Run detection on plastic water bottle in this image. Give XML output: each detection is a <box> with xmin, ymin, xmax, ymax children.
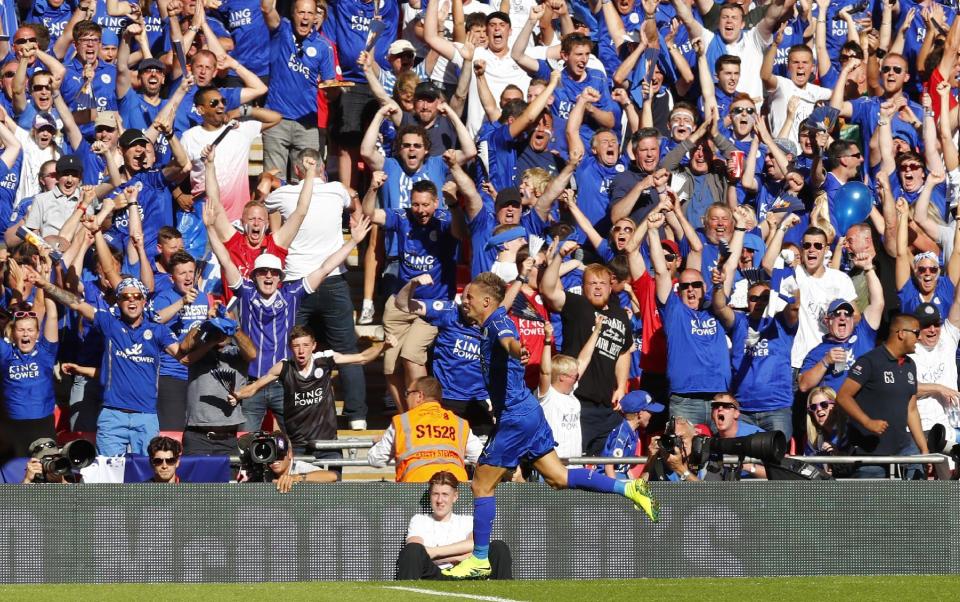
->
<box><xmin>17</xmin><ymin>226</ymin><xmax>62</xmax><ymax>263</ymax></box>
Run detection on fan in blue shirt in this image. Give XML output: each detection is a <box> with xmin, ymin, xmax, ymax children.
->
<box><xmin>0</xmin><ymin>291</ymin><xmax>59</xmax><ymax>428</ymax></box>
<box><xmin>322</xmin><ymin>0</ymin><xmax>399</xmax><ymax>83</ymax></box>
<box><xmin>397</xmin><ymin>280</ymin><xmax>489</xmax><ymax>406</ymax></box>
<box><xmin>263</xmin><ymin>7</ymin><xmax>338</xmax><ymax>121</ymax></box>
<box><xmin>215</xmin><ymin>0</ymin><xmax>272</xmax><ymax>77</ymax></box>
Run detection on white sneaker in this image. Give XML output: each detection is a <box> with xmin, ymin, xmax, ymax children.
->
<box><xmin>349</xmin><ymin>419</ymin><xmax>367</xmax><ymax>430</ymax></box>
<box><xmin>358</xmin><ymin>300</ymin><xmax>374</xmax><ymax>325</ymax></box>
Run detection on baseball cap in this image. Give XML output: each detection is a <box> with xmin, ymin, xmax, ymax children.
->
<box><xmin>486</xmin><ymin>11</ymin><xmax>511</xmax><ymax>24</ymax></box>
<box><xmin>137</xmin><ymin>58</ymin><xmax>164</xmax><ymax>72</ymax></box>
<box><xmin>619</xmin><ymin>390</ymin><xmax>665</xmax><ymax>414</ymax></box>
<box><xmin>743</xmin><ymin>233</ymin><xmax>765</xmax><ymax>253</ymax></box>
<box><xmin>101</xmin><ymin>29</ymin><xmax>119</xmax><ymax>47</ymax></box>
<box><xmin>914</xmin><ymin>302</ymin><xmax>942</xmax><ymax>328</ymax></box>
<box><xmin>252</xmin><ymin>253</ymin><xmax>284</xmax><ymax>277</ymax></box>
<box><xmin>774</xmin><ymin>137</ymin><xmax>799</xmax><ymax>156</ymax></box>
<box><xmin>827</xmin><ymin>298</ymin><xmax>854</xmax><ymax>316</ymax></box>
<box><xmin>94</xmin><ymin>110</ymin><xmax>118</xmax><ymax>129</ymax></box>
<box><xmin>711</xmin><ymin>396</ymin><xmax>740</xmax><ymax>409</ymax></box>
<box><xmin>494</xmin><ymin>187</ymin><xmax>522</xmax><ymax>210</ymax></box>
<box><xmin>660</xmin><ymin>239</ymin><xmax>680</xmax><ymax>255</ymax></box>
<box><xmin>33</xmin><ymin>112</ymin><xmax>57</xmax><ymax>131</ymax></box>
<box><xmin>414</xmin><ymin>81</ymin><xmax>443</xmax><ymax>100</ymax></box>
<box><xmin>28</xmin><ymin>437</ymin><xmax>59</xmax><ymax>459</ymax></box>
<box><xmin>55</xmin><ymin>154</ymin><xmax>83</xmax><ymax>175</ymax></box>
<box><xmin>388</xmin><ymin>39</ymin><xmax>416</xmax><ymax>55</ymax></box>
<box><xmin>119</xmin><ymin>128</ymin><xmax>149</xmax><ymax>149</ymax></box>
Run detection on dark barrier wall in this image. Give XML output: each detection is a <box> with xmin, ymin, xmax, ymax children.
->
<box><xmin>0</xmin><ymin>481</ymin><xmax>955</xmax><ymax>583</ymax></box>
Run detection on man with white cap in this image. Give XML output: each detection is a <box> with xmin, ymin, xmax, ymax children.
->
<box><xmin>204</xmin><ymin>169</ymin><xmax>373</xmax><ymax>431</ymax></box>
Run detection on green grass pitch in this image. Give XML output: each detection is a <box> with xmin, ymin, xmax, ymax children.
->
<box><xmin>3</xmin><ymin>576</ymin><xmax>960</xmax><ymax>602</ymax></box>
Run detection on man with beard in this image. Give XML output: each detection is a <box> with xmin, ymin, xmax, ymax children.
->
<box><xmin>392</xmin><ymin>82</ymin><xmax>458</xmax><ymax>158</ymax></box>
<box><xmin>181</xmin><ymin>86</ymin><xmax>281</xmax><ymax>221</ymax></box>
<box><xmin>363</xmin><ymin>179</ymin><xmax>463</xmax><ymax>410</ymax></box>
<box><xmin>261</xmin><ymin>0</ymin><xmax>339</xmax><ymax>181</ymax></box>
<box><xmin>116</xmin><ymin>32</ymin><xmax>175</xmax><ymax>163</ymax></box>
<box><xmin>837</xmin><ymin>314</ymin><xmax>928</xmax><ymax>478</ymax></box>
<box><xmin>608</xmin><ymin>127</ymin><xmax>668</xmax><ymax>224</ymax></box>
<box><xmin>648</xmin><ymin>210</ymin><xmax>732</xmax><ymax>427</ymax></box>
<box><xmin>541</xmin><ymin>238</ymin><xmax>634</xmax><ymax>455</ymax></box>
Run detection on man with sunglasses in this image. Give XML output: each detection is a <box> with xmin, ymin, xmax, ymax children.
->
<box><xmin>836</xmin><ymin>313</ymin><xmax>928</xmax><ymax>479</ymax></box>
<box><xmin>766</xmin><ymin>225</ymin><xmax>857</xmax><ymax>371</ymax></box>
<box><xmin>712</xmin><ymin>225</ymin><xmax>799</xmax><ymax>440</ymax></box>
<box><xmin>146</xmin><ymin>436</ymin><xmax>182</xmax><ymax>484</ymax></box>
<box><xmin>799</xmin><ymin>296</ymin><xmax>881</xmax><ymax>395</ymax></box>
<box><xmin>181</xmin><ymin>86</ymin><xmax>282</xmax><ymax>221</ymax></box>
<box><xmin>830</xmin><ymin>54</ymin><xmax>921</xmax><ymax>170</ymax></box>
<box><xmin>33</xmin><ymin>274</ymin><xmax>185</xmax><ymax>456</ymax></box>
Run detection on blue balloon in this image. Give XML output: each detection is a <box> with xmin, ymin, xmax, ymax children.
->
<box><xmin>833</xmin><ymin>181</ymin><xmax>873</xmax><ymax>235</ymax></box>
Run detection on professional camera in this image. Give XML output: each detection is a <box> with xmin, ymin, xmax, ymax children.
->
<box><xmin>28</xmin><ymin>438</ymin><xmax>96</xmax><ymax>480</ymax></box>
<box><xmin>659</xmin><ymin>417</ymin><xmax>683</xmax><ymax>455</ymax></box>
<box><xmin>237</xmin><ymin>431</ymin><xmax>290</xmax><ymax>482</ymax></box>
<box><xmin>688</xmin><ymin>431</ymin><xmax>787</xmax><ymax>478</ymax></box>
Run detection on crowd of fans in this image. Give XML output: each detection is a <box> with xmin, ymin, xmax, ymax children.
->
<box><xmin>2</xmin><ymin>0</ymin><xmax>960</xmax><ymax>485</ymax></box>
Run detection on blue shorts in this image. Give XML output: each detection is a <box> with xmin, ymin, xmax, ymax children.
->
<box><xmin>479</xmin><ymin>405</ymin><xmax>557</xmax><ymax>469</ymax></box>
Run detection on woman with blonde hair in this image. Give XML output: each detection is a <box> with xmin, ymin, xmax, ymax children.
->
<box><xmin>804</xmin><ymin>386</ymin><xmax>847</xmax><ymax>456</ymax></box>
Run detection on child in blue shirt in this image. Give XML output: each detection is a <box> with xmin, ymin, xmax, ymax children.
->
<box><xmin>599</xmin><ymin>390</ymin><xmax>664</xmax><ymax>480</ymax></box>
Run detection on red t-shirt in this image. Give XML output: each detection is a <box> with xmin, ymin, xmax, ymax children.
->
<box><xmin>510</xmin><ymin>290</ymin><xmax>549</xmax><ymax>391</ymax></box>
<box><xmin>631</xmin><ymin>272</ymin><xmax>668</xmax><ymax>374</ymax></box>
<box><xmin>927</xmin><ymin>67</ymin><xmax>958</xmax><ymax>122</ymax></box>
<box><xmin>316</xmin><ymin>33</ymin><xmax>343</xmax><ymax>129</ymax></box>
<box><xmin>221</xmin><ymin>231</ymin><xmax>289</xmax><ymax>301</ymax></box>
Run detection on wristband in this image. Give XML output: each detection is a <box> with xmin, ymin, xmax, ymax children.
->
<box><xmin>877</xmin><ymin>118</ymin><xmax>889</xmax><ymax>126</ymax></box>
<box><xmin>239</xmin><ymin>104</ymin><xmax>252</xmax><ymax>118</ymax></box>
<box><xmin>734</xmin><ymin>226</ymin><xmax>747</xmax><ymax>232</ymax></box>
<box><xmin>515</xmin><ymin>275</ymin><xmax>529</xmax><ymax>284</ymax></box>
<box><xmin>679</xmin><ymin>470</ymin><xmax>692</xmax><ymax>481</ymax></box>
<box><xmin>875</xmin><ymin>49</ymin><xmax>887</xmax><ymax>60</ymax></box>
<box><xmin>189</xmin><ymin>25</ymin><xmax>201</xmax><ymax>33</ymax></box>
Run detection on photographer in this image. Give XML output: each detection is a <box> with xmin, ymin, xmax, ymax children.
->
<box><xmin>22</xmin><ymin>438</ymin><xmax>86</xmax><ymax>484</ymax></box>
<box><xmin>645</xmin><ymin>417</ymin><xmax>703</xmax><ymax>482</ymax></box>
<box><xmin>241</xmin><ymin>431</ymin><xmax>338</xmax><ymax>493</ymax></box>
<box><xmin>180</xmin><ymin>305</ymin><xmax>257</xmax><ymax>456</ymax></box>
<box><xmin>710</xmin><ymin>394</ymin><xmax>767</xmax><ymax>479</ymax></box>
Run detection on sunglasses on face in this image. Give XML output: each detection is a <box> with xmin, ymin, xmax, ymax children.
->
<box><xmin>807</xmin><ymin>401</ymin><xmax>834</xmax><ymax>413</ymax></box>
<box><xmin>881</xmin><ymin>65</ymin><xmax>904</xmax><ymax>74</ymax></box>
<box><xmin>712</xmin><ymin>402</ymin><xmax>736</xmax><ymax>410</ymax></box>
<box><xmin>899</xmin><ymin>163</ymin><xmax>924</xmax><ymax>172</ymax></box>
<box><xmin>678</xmin><ymin>281</ymin><xmax>704</xmax><ymax>291</ymax></box>
<box><xmin>917</xmin><ymin>266</ymin><xmax>940</xmax><ymax>275</ymax></box>
<box><xmin>748</xmin><ymin>293</ymin><xmax>770</xmax><ymax>303</ymax></box>
<box><xmin>844</xmin><ymin>152</ymin><xmax>862</xmax><ymax>160</ymax></box>
<box><xmin>151</xmin><ymin>456</ymin><xmax>178</xmax><ymax>466</ymax></box>
<box><xmin>32</xmin><ymin>84</ymin><xmax>51</xmax><ymax>92</ymax></box>
<box><xmin>208</xmin><ymin>98</ymin><xmax>224</xmax><ymax>107</ymax></box>
<box><xmin>900</xmin><ymin>328</ymin><xmax>921</xmax><ymax>337</ymax></box>
<box><xmin>400</xmin><ymin>142</ymin><xmax>424</xmax><ymax>149</ymax></box>
<box><xmin>663</xmin><ymin>253</ymin><xmax>678</xmax><ymax>262</ymax></box>
<box><xmin>13</xmin><ymin>311</ymin><xmax>37</xmax><ymax>318</ymax></box>
<box><xmin>14</xmin><ymin>37</ymin><xmax>37</xmax><ymax>45</ymax></box>
<box><xmin>255</xmin><ymin>268</ymin><xmax>282</xmax><ymax>277</ymax></box>
<box><xmin>730</xmin><ymin>106</ymin><xmax>756</xmax><ymax>116</ymax></box>
<box><xmin>612</xmin><ymin>225</ymin><xmax>634</xmax><ymax>233</ymax></box>
<box><xmin>802</xmin><ymin>241</ymin><xmax>825</xmax><ymax>250</ymax></box>
<box><xmin>119</xmin><ymin>292</ymin><xmax>145</xmax><ymax>302</ymax></box>
<box><xmin>830</xmin><ymin>309</ymin><xmax>852</xmax><ymax>318</ymax></box>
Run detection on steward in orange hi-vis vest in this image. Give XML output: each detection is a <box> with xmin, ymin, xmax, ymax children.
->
<box><xmin>392</xmin><ymin>401</ymin><xmax>470</xmax><ymax>483</ymax></box>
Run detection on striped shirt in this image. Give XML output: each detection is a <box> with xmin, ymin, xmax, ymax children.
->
<box><xmin>378</xmin><ymin>62</ymin><xmax>428</xmax><ymax>97</ymax></box>
<box><xmin>232</xmin><ymin>278</ymin><xmax>312</xmax><ymax>377</ymax></box>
